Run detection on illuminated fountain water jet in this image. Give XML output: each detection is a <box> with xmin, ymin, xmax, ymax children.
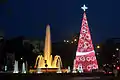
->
<box><xmin>32</xmin><ymin>25</ymin><xmax>65</xmax><ymax>73</ymax></box>
<box><xmin>67</xmin><ymin>66</ymin><xmax>71</xmax><ymax>73</ymax></box>
<box><xmin>72</xmin><ymin>59</ymin><xmax>77</xmax><ymax>73</ymax></box>
<box><xmin>78</xmin><ymin>64</ymin><xmax>83</xmax><ymax>73</ymax></box>
<box><xmin>13</xmin><ymin>60</ymin><xmax>19</xmax><ymax>73</ymax></box>
<box><xmin>22</xmin><ymin>62</ymin><xmax>26</xmax><ymax>73</ymax></box>
<box><xmin>56</xmin><ymin>59</ymin><xmax>62</xmax><ymax>73</ymax></box>
<box><xmin>37</xmin><ymin>68</ymin><xmax>42</xmax><ymax>73</ymax></box>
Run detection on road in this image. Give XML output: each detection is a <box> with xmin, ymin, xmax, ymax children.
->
<box><xmin>0</xmin><ymin>72</ymin><xmax>119</xmax><ymax>80</ymax></box>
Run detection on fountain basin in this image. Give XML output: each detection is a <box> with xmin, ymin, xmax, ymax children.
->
<box><xmin>29</xmin><ymin>68</ymin><xmax>68</xmax><ymax>73</ymax></box>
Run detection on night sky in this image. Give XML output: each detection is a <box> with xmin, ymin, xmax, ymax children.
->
<box><xmin>0</xmin><ymin>0</ymin><xmax>119</xmax><ymax>43</ymax></box>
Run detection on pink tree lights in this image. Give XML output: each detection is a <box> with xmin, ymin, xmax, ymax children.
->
<box><xmin>74</xmin><ymin>5</ymin><xmax>98</xmax><ymax>72</ymax></box>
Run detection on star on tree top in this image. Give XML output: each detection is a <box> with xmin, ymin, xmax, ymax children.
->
<box><xmin>81</xmin><ymin>4</ymin><xmax>88</xmax><ymax>12</ymax></box>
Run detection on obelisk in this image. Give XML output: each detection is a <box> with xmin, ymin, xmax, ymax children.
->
<box><xmin>44</xmin><ymin>24</ymin><xmax>52</xmax><ymax>67</ymax></box>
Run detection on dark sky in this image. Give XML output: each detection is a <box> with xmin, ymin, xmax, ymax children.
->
<box><xmin>0</xmin><ymin>0</ymin><xmax>119</xmax><ymax>43</ymax></box>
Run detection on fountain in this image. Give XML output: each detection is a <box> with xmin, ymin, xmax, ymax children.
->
<box><xmin>13</xmin><ymin>60</ymin><xmax>19</xmax><ymax>73</ymax></box>
<box><xmin>67</xmin><ymin>66</ymin><xmax>71</xmax><ymax>73</ymax></box>
<box><xmin>29</xmin><ymin>25</ymin><xmax>67</xmax><ymax>73</ymax></box>
<box><xmin>78</xmin><ymin>64</ymin><xmax>83</xmax><ymax>73</ymax></box>
<box><xmin>37</xmin><ymin>68</ymin><xmax>42</xmax><ymax>73</ymax></box>
<box><xmin>5</xmin><ymin>65</ymin><xmax>7</xmax><ymax>72</ymax></box>
<box><xmin>22</xmin><ymin>62</ymin><xmax>26</xmax><ymax>73</ymax></box>
<box><xmin>26</xmin><ymin>61</ymin><xmax>28</xmax><ymax>72</ymax></box>
<box><xmin>56</xmin><ymin>68</ymin><xmax>62</xmax><ymax>73</ymax></box>
<box><xmin>34</xmin><ymin>25</ymin><xmax>62</xmax><ymax>68</ymax></box>
<box><xmin>72</xmin><ymin>59</ymin><xmax>77</xmax><ymax>73</ymax></box>
<box><xmin>56</xmin><ymin>59</ymin><xmax>62</xmax><ymax>73</ymax></box>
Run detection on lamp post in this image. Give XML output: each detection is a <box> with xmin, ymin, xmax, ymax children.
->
<box><xmin>97</xmin><ymin>45</ymin><xmax>100</xmax><ymax>49</ymax></box>
<box><xmin>116</xmin><ymin>48</ymin><xmax>120</xmax><ymax>63</ymax></box>
<box><xmin>45</xmin><ymin>60</ymin><xmax>48</xmax><ymax>73</ymax></box>
<box><xmin>96</xmin><ymin>45</ymin><xmax>100</xmax><ymax>66</ymax></box>
<box><xmin>96</xmin><ymin>45</ymin><xmax>100</xmax><ymax>54</ymax></box>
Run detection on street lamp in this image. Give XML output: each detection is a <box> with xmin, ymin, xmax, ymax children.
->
<box><xmin>21</xmin><ymin>57</ymin><xmax>23</xmax><ymax>60</ymax></box>
<box><xmin>64</xmin><ymin>40</ymin><xmax>66</xmax><ymax>42</ymax></box>
<box><xmin>74</xmin><ymin>39</ymin><xmax>77</xmax><ymax>42</ymax></box>
<box><xmin>97</xmin><ymin>45</ymin><xmax>100</xmax><ymax>49</ymax></box>
<box><xmin>45</xmin><ymin>60</ymin><xmax>48</xmax><ymax>72</ymax></box>
<box><xmin>71</xmin><ymin>41</ymin><xmax>73</xmax><ymax>43</ymax></box>
<box><xmin>113</xmin><ymin>65</ymin><xmax>116</xmax><ymax>67</ymax></box>
<box><xmin>116</xmin><ymin>48</ymin><xmax>119</xmax><ymax>51</ymax></box>
<box><xmin>116</xmin><ymin>48</ymin><xmax>120</xmax><ymax>63</ymax></box>
<box><xmin>117</xmin><ymin>61</ymin><xmax>119</xmax><ymax>63</ymax></box>
<box><xmin>113</xmin><ymin>54</ymin><xmax>115</xmax><ymax>57</ymax></box>
<box><xmin>96</xmin><ymin>53</ymin><xmax>99</xmax><ymax>56</ymax></box>
<box><xmin>67</xmin><ymin>40</ymin><xmax>69</xmax><ymax>43</ymax></box>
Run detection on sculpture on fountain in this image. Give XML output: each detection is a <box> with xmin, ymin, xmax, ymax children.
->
<box><xmin>13</xmin><ymin>60</ymin><xmax>19</xmax><ymax>73</ymax></box>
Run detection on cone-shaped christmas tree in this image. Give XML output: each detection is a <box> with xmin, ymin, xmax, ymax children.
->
<box><xmin>74</xmin><ymin>5</ymin><xmax>98</xmax><ymax>72</ymax></box>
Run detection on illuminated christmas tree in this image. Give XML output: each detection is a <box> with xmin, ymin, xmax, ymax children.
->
<box><xmin>74</xmin><ymin>5</ymin><xmax>98</xmax><ymax>72</ymax></box>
